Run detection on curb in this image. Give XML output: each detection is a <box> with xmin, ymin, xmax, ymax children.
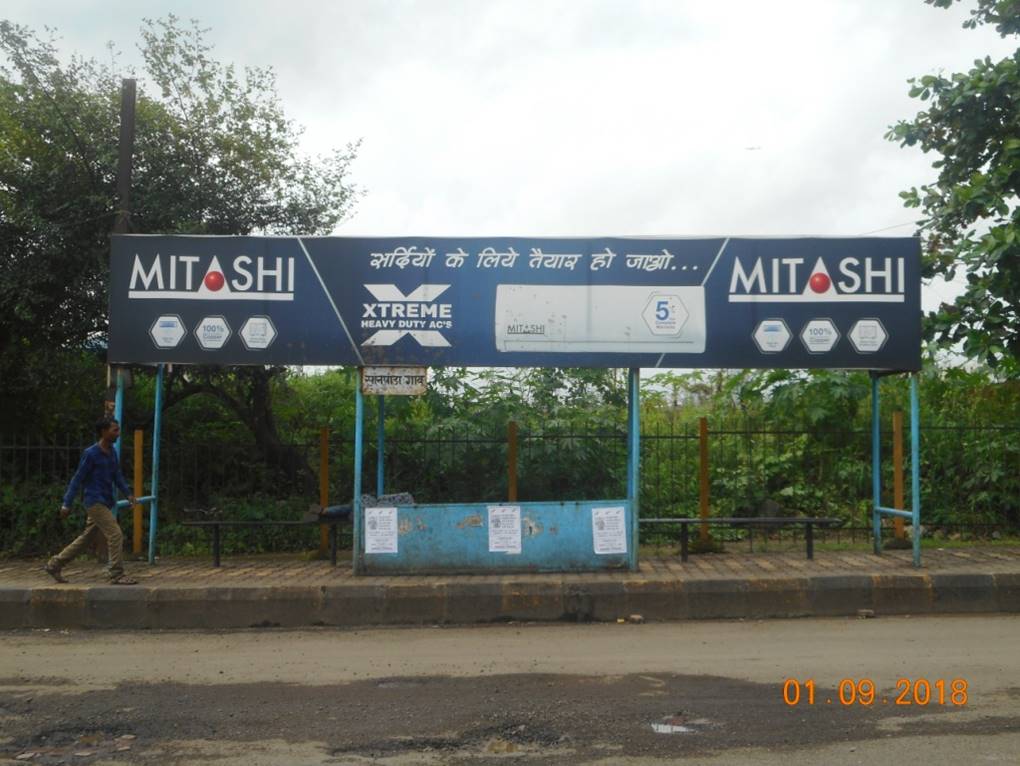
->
<box><xmin>1</xmin><ymin>571</ymin><xmax>1017</xmax><ymax>630</ymax></box>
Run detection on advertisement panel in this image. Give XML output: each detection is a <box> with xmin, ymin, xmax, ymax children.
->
<box><xmin>108</xmin><ymin>235</ymin><xmax>921</xmax><ymax>370</ymax></box>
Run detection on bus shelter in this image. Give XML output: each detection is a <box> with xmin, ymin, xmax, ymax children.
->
<box><xmin>108</xmin><ymin>235</ymin><xmax>923</xmax><ymax>572</ymax></box>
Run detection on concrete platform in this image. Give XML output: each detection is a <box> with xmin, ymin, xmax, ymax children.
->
<box><xmin>1</xmin><ymin>547</ymin><xmax>1018</xmax><ymax>629</ymax></box>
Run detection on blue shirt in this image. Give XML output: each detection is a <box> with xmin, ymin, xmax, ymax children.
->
<box><xmin>62</xmin><ymin>444</ymin><xmax>132</xmax><ymax>510</ymax></box>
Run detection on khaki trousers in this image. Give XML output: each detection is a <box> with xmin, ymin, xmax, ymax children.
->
<box><xmin>50</xmin><ymin>504</ymin><xmax>125</xmax><ymax>579</ymax></box>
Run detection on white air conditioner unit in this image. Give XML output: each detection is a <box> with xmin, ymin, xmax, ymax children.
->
<box><xmin>494</xmin><ymin>285</ymin><xmax>706</xmax><ymax>353</ymax></box>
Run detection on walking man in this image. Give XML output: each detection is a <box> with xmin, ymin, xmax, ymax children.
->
<box><xmin>45</xmin><ymin>417</ymin><xmax>138</xmax><ymax>584</ymax></box>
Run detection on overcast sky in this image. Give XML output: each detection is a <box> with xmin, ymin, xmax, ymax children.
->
<box><xmin>5</xmin><ymin>0</ymin><xmax>1017</xmax><ymax>313</ymax></box>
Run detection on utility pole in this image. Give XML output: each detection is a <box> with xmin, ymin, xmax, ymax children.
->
<box><xmin>113</xmin><ymin>78</ymin><xmax>136</xmax><ymax>234</ymax></box>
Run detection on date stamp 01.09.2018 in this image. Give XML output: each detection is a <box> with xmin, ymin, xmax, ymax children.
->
<box><xmin>782</xmin><ymin>678</ymin><xmax>969</xmax><ymax>707</ymax></box>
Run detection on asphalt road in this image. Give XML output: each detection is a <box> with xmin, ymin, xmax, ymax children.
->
<box><xmin>1</xmin><ymin>615</ymin><xmax>1018</xmax><ymax>764</ymax></box>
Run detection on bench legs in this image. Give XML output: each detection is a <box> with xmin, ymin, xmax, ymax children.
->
<box><xmin>204</xmin><ymin>523</ymin><xmax>340</xmax><ymax>568</ymax></box>
<box><xmin>676</xmin><ymin>522</ymin><xmax>819</xmax><ymax>562</ymax></box>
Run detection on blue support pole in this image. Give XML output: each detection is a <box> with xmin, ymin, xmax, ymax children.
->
<box><xmin>113</xmin><ymin>369</ymin><xmax>124</xmax><ymax>458</ymax></box>
<box><xmin>377</xmin><ymin>395</ymin><xmax>385</xmax><ymax>498</ymax></box>
<box><xmin>871</xmin><ymin>373</ymin><xmax>882</xmax><ymax>554</ymax></box>
<box><xmin>910</xmin><ymin>373</ymin><xmax>922</xmax><ymax>568</ymax></box>
<box><xmin>113</xmin><ymin>369</ymin><xmax>124</xmax><ymax>519</ymax></box>
<box><xmin>353</xmin><ymin>376</ymin><xmax>365</xmax><ymax>575</ymax></box>
<box><xmin>148</xmin><ymin>364</ymin><xmax>164</xmax><ymax>564</ymax></box>
<box><xmin>627</xmin><ymin>368</ymin><xmax>640</xmax><ymax>571</ymax></box>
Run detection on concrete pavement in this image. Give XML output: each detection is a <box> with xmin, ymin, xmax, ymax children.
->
<box><xmin>1</xmin><ymin>547</ymin><xmax>1018</xmax><ymax>629</ymax></box>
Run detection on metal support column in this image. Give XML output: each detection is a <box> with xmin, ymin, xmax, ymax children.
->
<box><xmin>353</xmin><ymin>376</ymin><xmax>365</xmax><ymax>575</ymax></box>
<box><xmin>377</xmin><ymin>395</ymin><xmax>385</xmax><ymax>498</ymax></box>
<box><xmin>910</xmin><ymin>373</ymin><xmax>922</xmax><ymax>568</ymax></box>
<box><xmin>627</xmin><ymin>368</ymin><xmax>640</xmax><ymax>571</ymax></box>
<box><xmin>871</xmin><ymin>373</ymin><xmax>881</xmax><ymax>554</ymax></box>
<box><xmin>148</xmin><ymin>364</ymin><xmax>163</xmax><ymax>564</ymax></box>
<box><xmin>870</xmin><ymin>372</ymin><xmax>923</xmax><ymax>567</ymax></box>
<box><xmin>113</xmin><ymin>369</ymin><xmax>124</xmax><ymax>457</ymax></box>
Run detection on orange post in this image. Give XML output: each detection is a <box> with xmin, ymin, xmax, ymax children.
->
<box><xmin>893</xmin><ymin>410</ymin><xmax>905</xmax><ymax>539</ymax></box>
<box><xmin>699</xmin><ymin>417</ymin><xmax>710</xmax><ymax>542</ymax></box>
<box><xmin>319</xmin><ymin>427</ymin><xmax>330</xmax><ymax>554</ymax></box>
<box><xmin>133</xmin><ymin>429</ymin><xmax>144</xmax><ymax>555</ymax></box>
<box><xmin>507</xmin><ymin>421</ymin><xmax>518</xmax><ymax>502</ymax></box>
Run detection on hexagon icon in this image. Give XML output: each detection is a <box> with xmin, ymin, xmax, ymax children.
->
<box><xmin>240</xmin><ymin>316</ymin><xmax>278</xmax><ymax>350</ymax></box>
<box><xmin>642</xmin><ymin>293</ymin><xmax>689</xmax><ymax>336</ymax></box>
<box><xmin>752</xmin><ymin>319</ymin><xmax>791</xmax><ymax>354</ymax></box>
<box><xmin>195</xmin><ymin>316</ymin><xmax>231</xmax><ymax>350</ymax></box>
<box><xmin>149</xmin><ymin>315</ymin><xmax>186</xmax><ymax>349</ymax></box>
<box><xmin>800</xmin><ymin>319</ymin><xmax>840</xmax><ymax>354</ymax></box>
<box><xmin>849</xmin><ymin>318</ymin><xmax>888</xmax><ymax>353</ymax></box>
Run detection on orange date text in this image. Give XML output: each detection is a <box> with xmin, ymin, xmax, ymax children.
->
<box><xmin>782</xmin><ymin>678</ymin><xmax>969</xmax><ymax>706</ymax></box>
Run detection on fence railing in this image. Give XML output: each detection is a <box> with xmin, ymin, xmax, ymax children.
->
<box><xmin>2</xmin><ymin>421</ymin><xmax>1018</xmax><ymax>531</ymax></box>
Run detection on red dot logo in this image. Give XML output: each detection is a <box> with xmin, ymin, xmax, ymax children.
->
<box><xmin>809</xmin><ymin>272</ymin><xmax>831</xmax><ymax>293</ymax></box>
<box><xmin>203</xmin><ymin>271</ymin><xmax>225</xmax><ymax>291</ymax></box>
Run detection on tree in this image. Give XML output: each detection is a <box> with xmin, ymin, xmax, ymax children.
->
<box><xmin>887</xmin><ymin>0</ymin><xmax>1020</xmax><ymax>371</ymax></box>
<box><xmin>0</xmin><ymin>17</ymin><xmax>358</xmax><ymax>474</ymax></box>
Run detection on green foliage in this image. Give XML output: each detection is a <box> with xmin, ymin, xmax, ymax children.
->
<box><xmin>888</xmin><ymin>1</ymin><xmax>1020</xmax><ymax>369</ymax></box>
<box><xmin>927</xmin><ymin>0</ymin><xmax>1020</xmax><ymax>35</ymax></box>
<box><xmin>0</xmin><ymin>480</ymin><xmax>68</xmax><ymax>556</ymax></box>
<box><xmin>0</xmin><ymin>477</ymin><xmax>321</xmax><ymax>558</ymax></box>
<box><xmin>0</xmin><ymin>16</ymin><xmax>358</xmax><ymax>432</ymax></box>
<box><xmin>4</xmin><ymin>364</ymin><xmax>1020</xmax><ymax>560</ymax></box>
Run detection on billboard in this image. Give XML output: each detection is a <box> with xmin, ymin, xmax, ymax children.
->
<box><xmin>108</xmin><ymin>235</ymin><xmax>921</xmax><ymax>370</ymax></box>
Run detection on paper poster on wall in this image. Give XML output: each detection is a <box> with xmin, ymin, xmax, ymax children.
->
<box><xmin>365</xmin><ymin>507</ymin><xmax>398</xmax><ymax>554</ymax></box>
<box><xmin>592</xmin><ymin>506</ymin><xmax>627</xmax><ymax>555</ymax></box>
<box><xmin>487</xmin><ymin>505</ymin><xmax>522</xmax><ymax>554</ymax></box>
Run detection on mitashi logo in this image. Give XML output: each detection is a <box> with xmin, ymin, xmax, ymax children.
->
<box><xmin>507</xmin><ymin>322</ymin><xmax>546</xmax><ymax>336</ymax></box>
<box><xmin>361</xmin><ymin>284</ymin><xmax>452</xmax><ymax>347</ymax></box>
<box><xmin>128</xmin><ymin>253</ymin><xmax>295</xmax><ymax>301</ymax></box>
<box><xmin>728</xmin><ymin>256</ymin><xmax>906</xmax><ymax>303</ymax></box>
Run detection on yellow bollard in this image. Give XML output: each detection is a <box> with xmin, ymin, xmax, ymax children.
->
<box><xmin>133</xmin><ymin>429</ymin><xmax>144</xmax><ymax>555</ymax></box>
<box><xmin>319</xmin><ymin>427</ymin><xmax>330</xmax><ymax>554</ymax></box>
<box><xmin>699</xmin><ymin>417</ymin><xmax>710</xmax><ymax>543</ymax></box>
<box><xmin>507</xmin><ymin>421</ymin><xmax>518</xmax><ymax>502</ymax></box>
<box><xmin>893</xmin><ymin>411</ymin><xmax>905</xmax><ymax>540</ymax></box>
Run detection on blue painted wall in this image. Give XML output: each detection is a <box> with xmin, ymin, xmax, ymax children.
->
<box><xmin>361</xmin><ymin>500</ymin><xmax>632</xmax><ymax>575</ymax></box>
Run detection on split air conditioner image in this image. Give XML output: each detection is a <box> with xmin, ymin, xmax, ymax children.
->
<box><xmin>494</xmin><ymin>284</ymin><xmax>706</xmax><ymax>354</ymax></box>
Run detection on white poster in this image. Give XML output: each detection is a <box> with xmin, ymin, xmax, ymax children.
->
<box><xmin>495</xmin><ymin>285</ymin><xmax>706</xmax><ymax>354</ymax></box>
<box><xmin>592</xmin><ymin>506</ymin><xmax>627</xmax><ymax>555</ymax></box>
<box><xmin>365</xmin><ymin>507</ymin><xmax>398</xmax><ymax>554</ymax></box>
<box><xmin>487</xmin><ymin>505</ymin><xmax>522</xmax><ymax>554</ymax></box>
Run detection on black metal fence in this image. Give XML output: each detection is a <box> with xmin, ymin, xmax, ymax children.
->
<box><xmin>2</xmin><ymin>422</ymin><xmax>1018</xmax><ymax>532</ymax></box>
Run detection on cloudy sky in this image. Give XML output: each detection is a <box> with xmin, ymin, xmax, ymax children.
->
<box><xmin>5</xmin><ymin>0</ymin><xmax>1016</xmax><ymax>312</ymax></box>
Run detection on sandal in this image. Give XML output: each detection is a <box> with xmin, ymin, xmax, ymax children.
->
<box><xmin>44</xmin><ymin>563</ymin><xmax>69</xmax><ymax>584</ymax></box>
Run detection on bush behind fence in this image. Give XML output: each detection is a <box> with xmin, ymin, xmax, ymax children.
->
<box><xmin>2</xmin><ymin>421</ymin><xmax>1018</xmax><ymax>556</ymax></box>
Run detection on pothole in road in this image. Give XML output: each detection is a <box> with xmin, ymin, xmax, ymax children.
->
<box><xmin>332</xmin><ymin>721</ymin><xmax>573</xmax><ymax>760</ymax></box>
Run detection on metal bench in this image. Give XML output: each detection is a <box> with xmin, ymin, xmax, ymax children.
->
<box><xmin>641</xmin><ymin>516</ymin><xmax>845</xmax><ymax>561</ymax></box>
<box><xmin>182</xmin><ymin>508</ymin><xmax>351</xmax><ymax>567</ymax></box>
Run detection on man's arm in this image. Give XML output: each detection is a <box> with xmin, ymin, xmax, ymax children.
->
<box><xmin>61</xmin><ymin>450</ymin><xmax>93</xmax><ymax>510</ymax></box>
